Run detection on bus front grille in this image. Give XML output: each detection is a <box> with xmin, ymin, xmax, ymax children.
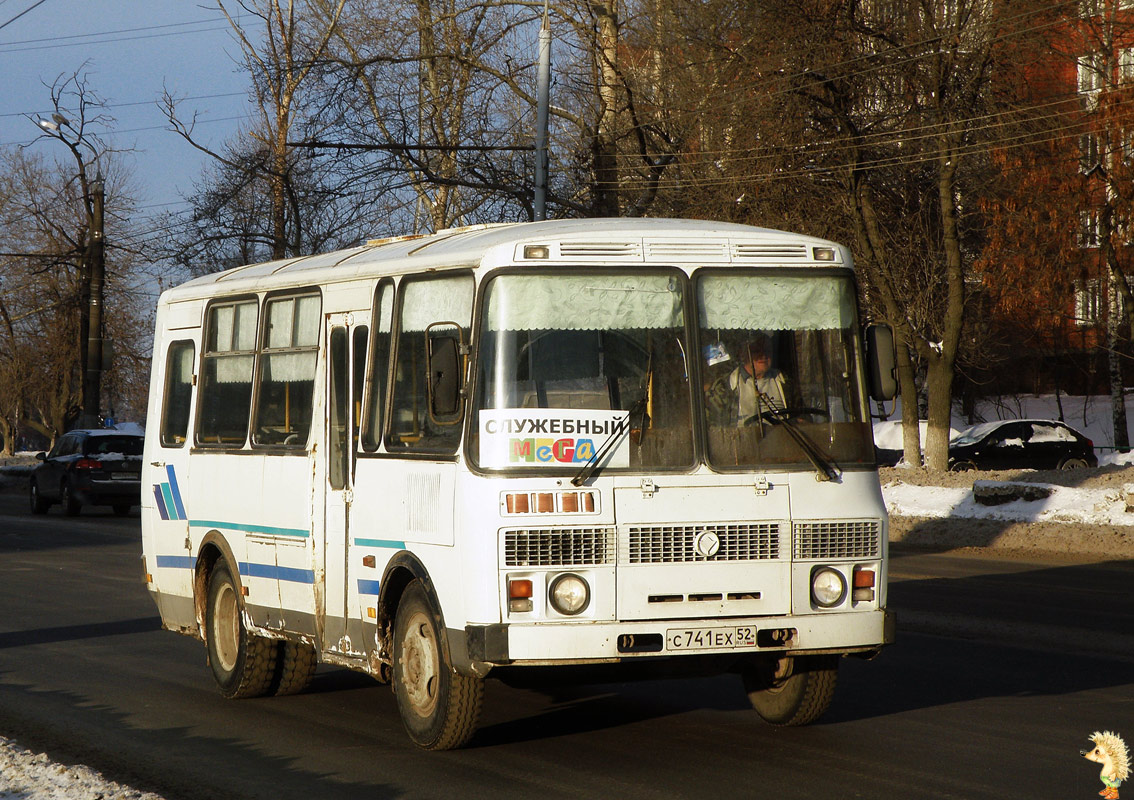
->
<box><xmin>504</xmin><ymin>527</ymin><xmax>616</xmax><ymax>567</ymax></box>
<box><xmin>792</xmin><ymin>520</ymin><xmax>881</xmax><ymax>560</ymax></box>
<box><xmin>626</xmin><ymin>524</ymin><xmax>782</xmax><ymax>564</ymax></box>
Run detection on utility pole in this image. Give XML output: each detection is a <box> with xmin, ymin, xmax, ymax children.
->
<box><xmin>81</xmin><ymin>176</ymin><xmax>105</xmax><ymax>428</ymax></box>
<box><xmin>533</xmin><ymin>2</ymin><xmax>551</xmax><ymax>221</ymax></box>
<box><xmin>34</xmin><ymin>111</ymin><xmax>107</xmax><ymax>429</ymax></box>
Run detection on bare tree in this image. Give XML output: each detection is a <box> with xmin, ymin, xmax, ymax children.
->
<box><xmin>164</xmin><ymin>0</ymin><xmax>346</xmax><ymax>261</ymax></box>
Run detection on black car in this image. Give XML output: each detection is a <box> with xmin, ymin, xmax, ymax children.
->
<box><xmin>948</xmin><ymin>419</ymin><xmax>1097</xmax><ymax>471</ymax></box>
<box><xmin>29</xmin><ymin>429</ymin><xmax>144</xmax><ymax>516</ymax></box>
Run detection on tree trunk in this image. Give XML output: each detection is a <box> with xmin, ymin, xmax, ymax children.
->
<box><xmin>896</xmin><ymin>341</ymin><xmax>922</xmax><ymax>466</ymax></box>
<box><xmin>1107</xmin><ymin>267</ymin><xmax>1129</xmax><ymax>450</ymax></box>
<box><xmin>592</xmin><ymin>0</ymin><xmax>620</xmax><ymax>216</ymax></box>
<box><xmin>923</xmin><ymin>134</ymin><xmax>967</xmax><ymax>471</ymax></box>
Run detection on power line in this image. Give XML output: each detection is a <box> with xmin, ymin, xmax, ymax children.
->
<box><xmin>0</xmin><ymin>22</ymin><xmax>234</xmax><ymax>54</ymax></box>
<box><xmin>0</xmin><ymin>15</ymin><xmax>230</xmax><ymax>47</ymax></box>
<box><xmin>0</xmin><ymin>91</ymin><xmax>247</xmax><ymax>120</ymax></box>
<box><xmin>0</xmin><ymin>0</ymin><xmax>48</xmax><ymax>34</ymax></box>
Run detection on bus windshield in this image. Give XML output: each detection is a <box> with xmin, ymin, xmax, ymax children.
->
<box><xmin>471</xmin><ymin>268</ymin><xmax>874</xmax><ymax>473</ymax></box>
<box><xmin>473</xmin><ymin>270</ymin><xmax>694</xmax><ymax>470</ymax></box>
<box><xmin>698</xmin><ymin>271</ymin><xmax>873</xmax><ymax>469</ymax></box>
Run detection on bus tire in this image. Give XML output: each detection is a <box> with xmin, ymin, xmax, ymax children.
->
<box><xmin>272</xmin><ymin>641</ymin><xmax>318</xmax><ymax>696</ymax></box>
<box><xmin>205</xmin><ymin>562</ymin><xmax>277</xmax><ymax>699</ymax></box>
<box><xmin>742</xmin><ymin>655</ymin><xmax>838</xmax><ymax>726</ymax></box>
<box><xmin>392</xmin><ymin>580</ymin><xmax>483</xmax><ymax>750</ymax></box>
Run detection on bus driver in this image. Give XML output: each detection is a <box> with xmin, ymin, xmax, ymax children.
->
<box><xmin>710</xmin><ymin>336</ymin><xmax>787</xmax><ymax>426</ymax></box>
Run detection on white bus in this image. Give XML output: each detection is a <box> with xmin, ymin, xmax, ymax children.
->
<box><xmin>141</xmin><ymin>218</ymin><xmax>897</xmax><ymax>750</ymax></box>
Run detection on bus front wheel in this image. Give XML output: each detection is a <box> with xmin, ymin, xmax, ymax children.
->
<box><xmin>392</xmin><ymin>580</ymin><xmax>483</xmax><ymax>750</ymax></box>
<box><xmin>742</xmin><ymin>655</ymin><xmax>838</xmax><ymax>726</ymax></box>
<box><xmin>205</xmin><ymin>562</ymin><xmax>277</xmax><ymax>699</ymax></box>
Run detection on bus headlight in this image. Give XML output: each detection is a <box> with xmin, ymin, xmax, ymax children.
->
<box><xmin>548</xmin><ymin>573</ymin><xmax>590</xmax><ymax>616</ymax></box>
<box><xmin>811</xmin><ymin>567</ymin><xmax>846</xmax><ymax>608</ymax></box>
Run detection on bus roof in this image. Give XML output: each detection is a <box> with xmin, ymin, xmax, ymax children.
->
<box><xmin>160</xmin><ymin>218</ymin><xmax>850</xmax><ymax>304</ymax></box>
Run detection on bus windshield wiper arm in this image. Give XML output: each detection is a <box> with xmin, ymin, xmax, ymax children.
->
<box><xmin>758</xmin><ymin>393</ymin><xmax>841</xmax><ymax>482</ymax></box>
<box><xmin>571</xmin><ymin>412</ymin><xmax>631</xmax><ymax>487</ymax></box>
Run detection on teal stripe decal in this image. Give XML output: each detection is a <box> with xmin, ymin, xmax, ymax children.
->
<box><xmin>189</xmin><ymin>519</ymin><xmax>310</xmax><ymax>538</ymax></box>
<box><xmin>353</xmin><ymin>538</ymin><xmax>406</xmax><ymax>549</ymax></box>
<box><xmin>160</xmin><ymin>484</ymin><xmax>178</xmax><ymax>520</ymax></box>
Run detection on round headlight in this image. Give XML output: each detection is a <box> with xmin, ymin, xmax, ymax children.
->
<box><xmin>811</xmin><ymin>567</ymin><xmax>846</xmax><ymax>608</ymax></box>
<box><xmin>548</xmin><ymin>573</ymin><xmax>590</xmax><ymax>616</ymax></box>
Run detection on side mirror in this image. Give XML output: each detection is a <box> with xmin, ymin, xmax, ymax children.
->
<box><xmin>426</xmin><ymin>323</ymin><xmax>464</xmax><ymax>424</ymax></box>
<box><xmin>865</xmin><ymin>324</ymin><xmax>897</xmax><ymax>401</ymax></box>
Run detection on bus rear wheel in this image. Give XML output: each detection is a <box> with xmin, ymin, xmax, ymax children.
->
<box><xmin>392</xmin><ymin>580</ymin><xmax>483</xmax><ymax>750</ymax></box>
<box><xmin>205</xmin><ymin>562</ymin><xmax>277</xmax><ymax>699</ymax></box>
<box><xmin>272</xmin><ymin>641</ymin><xmax>318</xmax><ymax>696</ymax></box>
<box><xmin>742</xmin><ymin>655</ymin><xmax>838</xmax><ymax>726</ymax></box>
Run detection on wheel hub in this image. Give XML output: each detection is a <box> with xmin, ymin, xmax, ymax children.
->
<box><xmin>400</xmin><ymin>612</ymin><xmax>439</xmax><ymax>715</ymax></box>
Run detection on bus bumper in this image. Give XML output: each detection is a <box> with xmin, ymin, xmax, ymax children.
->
<box><xmin>466</xmin><ymin>608</ymin><xmax>894</xmax><ymax>666</ymax></box>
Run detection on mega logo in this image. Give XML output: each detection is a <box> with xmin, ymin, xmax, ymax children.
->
<box><xmin>479</xmin><ymin>409</ymin><xmax>629</xmax><ymax>469</ymax></box>
<box><xmin>509</xmin><ymin>437</ymin><xmax>597</xmax><ymax>463</ymax></box>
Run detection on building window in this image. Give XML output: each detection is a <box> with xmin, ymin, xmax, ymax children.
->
<box><xmin>1122</xmin><ymin>48</ymin><xmax>1134</xmax><ymax>81</ymax></box>
<box><xmin>1079</xmin><ymin>53</ymin><xmax>1104</xmax><ymax>108</ymax></box>
<box><xmin>1080</xmin><ymin>132</ymin><xmax>1101</xmax><ymax>172</ymax></box>
<box><xmin>1079</xmin><ymin>210</ymin><xmax>1101</xmax><ymax>248</ymax></box>
<box><xmin>1075</xmin><ymin>280</ymin><xmax>1102</xmax><ymax>327</ymax></box>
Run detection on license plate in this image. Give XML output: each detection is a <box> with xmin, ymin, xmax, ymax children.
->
<box><xmin>111</xmin><ymin>472</ymin><xmax>135</xmax><ymax>481</ymax></box>
<box><xmin>666</xmin><ymin>626</ymin><xmax>757</xmax><ymax>651</ymax></box>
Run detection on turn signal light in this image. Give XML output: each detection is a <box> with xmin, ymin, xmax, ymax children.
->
<box><xmin>508</xmin><ymin>578</ymin><xmax>533</xmax><ymax>613</ymax></box>
<box><xmin>853</xmin><ymin>567</ymin><xmax>876</xmax><ymax>602</ymax></box>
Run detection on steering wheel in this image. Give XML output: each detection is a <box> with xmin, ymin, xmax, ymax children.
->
<box><xmin>743</xmin><ymin>406</ymin><xmax>830</xmax><ymax>426</ymax></box>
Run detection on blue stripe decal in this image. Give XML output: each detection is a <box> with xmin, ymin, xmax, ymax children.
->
<box><xmin>165</xmin><ymin>464</ymin><xmax>187</xmax><ymax>520</ymax></box>
<box><xmin>238</xmin><ymin>562</ymin><xmax>315</xmax><ymax>584</ymax></box>
<box><xmin>190</xmin><ymin>520</ymin><xmax>310</xmax><ymax>538</ymax></box>
<box><xmin>353</xmin><ymin>538</ymin><xmax>406</xmax><ymax>549</ymax></box>
<box><xmin>358</xmin><ymin>579</ymin><xmax>382</xmax><ymax>596</ymax></box>
<box><xmin>153</xmin><ymin>486</ymin><xmax>170</xmax><ymax>520</ymax></box>
<box><xmin>153</xmin><ymin>556</ymin><xmax>314</xmax><ymax>584</ymax></box>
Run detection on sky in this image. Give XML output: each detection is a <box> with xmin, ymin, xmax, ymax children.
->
<box><xmin>0</xmin><ymin>0</ymin><xmax>253</xmax><ymax>234</ymax></box>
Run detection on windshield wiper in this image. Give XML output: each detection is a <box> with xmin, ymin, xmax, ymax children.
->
<box><xmin>570</xmin><ymin>410</ymin><xmax>633</xmax><ymax>487</ymax></box>
<box><xmin>757</xmin><ymin>392</ymin><xmax>841</xmax><ymax>482</ymax></box>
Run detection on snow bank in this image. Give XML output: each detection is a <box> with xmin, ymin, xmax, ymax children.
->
<box><xmin>0</xmin><ymin>735</ymin><xmax>165</xmax><ymax>800</ymax></box>
<box><xmin>883</xmin><ymin>481</ymin><xmax>1134</xmax><ymax>527</ymax></box>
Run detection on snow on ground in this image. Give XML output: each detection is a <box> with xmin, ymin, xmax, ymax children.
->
<box><xmin>883</xmin><ymin>480</ymin><xmax>1133</xmax><ymax>526</ymax></box>
<box><xmin>0</xmin><ymin>735</ymin><xmax>165</xmax><ymax>800</ymax></box>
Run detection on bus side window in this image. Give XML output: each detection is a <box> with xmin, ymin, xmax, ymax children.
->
<box><xmin>386</xmin><ymin>273</ymin><xmax>473</xmax><ymax>454</ymax></box>
<box><xmin>362</xmin><ymin>280</ymin><xmax>393</xmax><ymax>451</ymax></box>
<box><xmin>160</xmin><ymin>340</ymin><xmax>195</xmax><ymax>448</ymax></box>
<box><xmin>253</xmin><ymin>293</ymin><xmax>321</xmax><ymax>447</ymax></box>
<box><xmin>197</xmin><ymin>299</ymin><xmax>258</xmax><ymax>446</ymax></box>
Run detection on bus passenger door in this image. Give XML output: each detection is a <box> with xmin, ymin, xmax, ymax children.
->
<box><xmin>323</xmin><ymin>314</ymin><xmax>367</xmax><ymax>656</ymax></box>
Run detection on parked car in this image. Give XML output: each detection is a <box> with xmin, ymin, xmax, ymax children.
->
<box><xmin>948</xmin><ymin>419</ymin><xmax>1097</xmax><ymax>471</ymax></box>
<box><xmin>29</xmin><ymin>429</ymin><xmax>144</xmax><ymax>516</ymax></box>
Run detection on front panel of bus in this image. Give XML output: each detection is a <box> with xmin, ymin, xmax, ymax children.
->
<box><xmin>460</xmin><ymin>265</ymin><xmax>889</xmax><ymax>666</ymax></box>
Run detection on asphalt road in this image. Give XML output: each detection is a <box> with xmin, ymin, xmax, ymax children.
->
<box><xmin>0</xmin><ymin>490</ymin><xmax>1131</xmax><ymax>800</ymax></box>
